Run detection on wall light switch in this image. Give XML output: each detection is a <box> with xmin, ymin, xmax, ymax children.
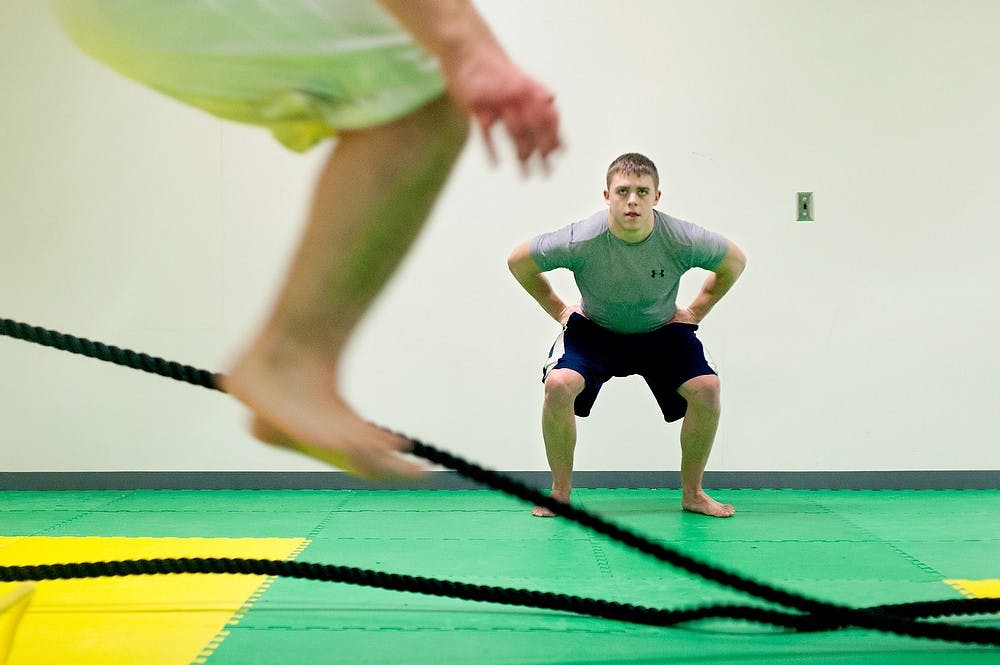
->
<box><xmin>797</xmin><ymin>192</ymin><xmax>814</xmax><ymax>222</ymax></box>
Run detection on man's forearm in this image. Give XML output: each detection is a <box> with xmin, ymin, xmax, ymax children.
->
<box><xmin>514</xmin><ymin>272</ymin><xmax>566</xmax><ymax>323</ymax></box>
<box><xmin>687</xmin><ymin>273</ymin><xmax>733</xmax><ymax>321</ymax></box>
<box><xmin>376</xmin><ymin>0</ymin><xmax>504</xmax><ymax>73</ymax></box>
<box><xmin>687</xmin><ymin>249</ymin><xmax>746</xmax><ymax>320</ymax></box>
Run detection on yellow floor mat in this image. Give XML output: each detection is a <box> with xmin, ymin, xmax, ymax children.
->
<box><xmin>0</xmin><ymin>536</ymin><xmax>305</xmax><ymax>665</ymax></box>
<box><xmin>946</xmin><ymin>578</ymin><xmax>1000</xmax><ymax>600</ymax></box>
<box><xmin>0</xmin><ymin>584</ymin><xmax>34</xmax><ymax>665</ymax></box>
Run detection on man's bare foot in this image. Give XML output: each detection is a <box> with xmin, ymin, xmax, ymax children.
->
<box><xmin>682</xmin><ymin>490</ymin><xmax>735</xmax><ymax>518</ymax></box>
<box><xmin>531</xmin><ymin>490</ymin><xmax>570</xmax><ymax>517</ymax></box>
<box><xmin>249</xmin><ymin>416</ymin><xmax>423</xmax><ymax>480</ymax></box>
<box><xmin>222</xmin><ymin>352</ymin><xmax>426</xmax><ymax>480</ymax></box>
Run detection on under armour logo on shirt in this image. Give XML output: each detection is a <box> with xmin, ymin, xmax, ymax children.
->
<box><xmin>651</xmin><ymin>269</ymin><xmax>665</xmax><ymax>278</ymax></box>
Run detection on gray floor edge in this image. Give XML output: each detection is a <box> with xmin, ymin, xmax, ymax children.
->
<box><xmin>0</xmin><ymin>470</ymin><xmax>996</xmax><ymax>491</ymax></box>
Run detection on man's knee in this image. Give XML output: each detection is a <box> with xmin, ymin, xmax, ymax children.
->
<box><xmin>679</xmin><ymin>374</ymin><xmax>721</xmax><ymax>410</ymax></box>
<box><xmin>544</xmin><ymin>368</ymin><xmax>585</xmax><ymax>407</ymax></box>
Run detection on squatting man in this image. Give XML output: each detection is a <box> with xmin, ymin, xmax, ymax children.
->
<box><xmin>508</xmin><ymin>153</ymin><xmax>746</xmax><ymax>518</ymax></box>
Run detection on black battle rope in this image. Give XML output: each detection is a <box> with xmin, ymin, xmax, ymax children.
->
<box><xmin>1</xmin><ymin>317</ymin><xmax>998</xmax><ymax>646</ymax></box>
<box><xmin>1</xmin><ymin>558</ymin><xmax>999</xmax><ymax>634</ymax></box>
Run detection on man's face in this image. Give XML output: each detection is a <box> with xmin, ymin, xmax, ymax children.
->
<box><xmin>604</xmin><ymin>172</ymin><xmax>661</xmax><ymax>240</ymax></box>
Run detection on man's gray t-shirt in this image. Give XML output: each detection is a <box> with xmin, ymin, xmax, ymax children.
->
<box><xmin>529</xmin><ymin>210</ymin><xmax>729</xmax><ymax>334</ymax></box>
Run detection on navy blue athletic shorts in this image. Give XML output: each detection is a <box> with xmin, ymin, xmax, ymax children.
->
<box><xmin>543</xmin><ymin>312</ymin><xmax>716</xmax><ymax>422</ymax></box>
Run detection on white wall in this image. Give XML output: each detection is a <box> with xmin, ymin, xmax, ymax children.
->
<box><xmin>1</xmin><ymin>0</ymin><xmax>998</xmax><ymax>474</ymax></box>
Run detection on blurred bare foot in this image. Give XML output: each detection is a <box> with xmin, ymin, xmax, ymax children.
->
<box><xmin>223</xmin><ymin>351</ymin><xmax>425</xmax><ymax>480</ymax></box>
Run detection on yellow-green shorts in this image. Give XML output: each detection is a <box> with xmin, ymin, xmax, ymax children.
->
<box><xmin>52</xmin><ymin>0</ymin><xmax>447</xmax><ymax>151</ymax></box>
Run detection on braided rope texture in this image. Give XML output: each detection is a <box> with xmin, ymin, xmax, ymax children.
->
<box><xmin>0</xmin><ymin>318</ymin><xmax>218</xmax><ymax>390</ymax></box>
<box><xmin>1</xmin><ymin>559</ymin><xmax>998</xmax><ymax>641</ymax></box>
<box><xmin>1</xmin><ymin>317</ymin><xmax>998</xmax><ymax>646</ymax></box>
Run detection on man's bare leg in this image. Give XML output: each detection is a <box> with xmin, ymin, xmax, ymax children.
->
<box><xmin>677</xmin><ymin>375</ymin><xmax>735</xmax><ymax>517</ymax></box>
<box><xmin>222</xmin><ymin>96</ymin><xmax>469</xmax><ymax>479</ymax></box>
<box><xmin>532</xmin><ymin>368</ymin><xmax>585</xmax><ymax>517</ymax></box>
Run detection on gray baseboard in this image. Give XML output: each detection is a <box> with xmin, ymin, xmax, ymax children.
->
<box><xmin>0</xmin><ymin>470</ymin><xmax>996</xmax><ymax>491</ymax></box>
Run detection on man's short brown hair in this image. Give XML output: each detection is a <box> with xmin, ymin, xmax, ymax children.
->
<box><xmin>606</xmin><ymin>153</ymin><xmax>659</xmax><ymax>189</ymax></box>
